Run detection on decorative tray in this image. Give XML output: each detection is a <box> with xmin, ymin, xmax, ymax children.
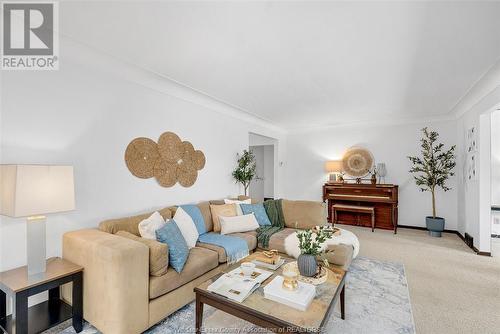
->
<box><xmin>283</xmin><ymin>261</ymin><xmax>328</xmax><ymax>285</ymax></box>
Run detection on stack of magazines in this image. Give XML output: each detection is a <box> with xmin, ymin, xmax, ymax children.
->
<box><xmin>207</xmin><ymin>267</ymin><xmax>273</xmax><ymax>303</ymax></box>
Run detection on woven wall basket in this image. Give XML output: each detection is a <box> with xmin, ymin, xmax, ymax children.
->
<box><xmin>125</xmin><ymin>131</ymin><xmax>206</xmax><ymax>188</ymax></box>
<box><xmin>124</xmin><ymin>137</ymin><xmax>160</xmax><ymax>179</ymax></box>
<box><xmin>342</xmin><ymin>147</ymin><xmax>374</xmax><ymax>177</ymax></box>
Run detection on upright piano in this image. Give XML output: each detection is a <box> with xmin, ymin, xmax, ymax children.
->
<box><xmin>322</xmin><ymin>183</ymin><xmax>399</xmax><ymax>233</ymax></box>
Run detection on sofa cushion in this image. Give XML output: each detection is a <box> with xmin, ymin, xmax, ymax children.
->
<box><xmin>219</xmin><ymin>214</ymin><xmax>259</xmax><ymax>235</ymax></box>
<box><xmin>156</xmin><ymin>221</ymin><xmax>190</xmax><ymax>273</ymax></box>
<box><xmin>197</xmin><ymin>201</ymin><xmax>213</xmax><ymax>232</ymax></box>
<box><xmin>196</xmin><ymin>231</ymin><xmax>257</xmax><ymax>263</ymax></box>
<box><xmin>116</xmin><ymin>231</ymin><xmax>168</xmax><ymax>277</ymax></box>
<box><xmin>173</xmin><ymin>207</ymin><xmax>200</xmax><ymax>249</ymax></box>
<box><xmin>259</xmin><ymin>228</ymin><xmax>296</xmax><ymax>254</ymax></box>
<box><xmin>149</xmin><ymin>247</ymin><xmax>218</xmax><ymax>299</ymax></box>
<box><xmin>240</xmin><ymin>203</ymin><xmax>272</xmax><ymax>226</ymax></box>
<box><xmin>99</xmin><ymin>207</ymin><xmax>172</xmax><ymax>236</ymax></box>
<box><xmin>210</xmin><ymin>204</ymin><xmax>238</xmax><ymax>232</ymax></box>
<box><xmin>282</xmin><ymin>200</ymin><xmax>327</xmax><ymax>229</ymax></box>
<box><xmin>138</xmin><ymin>211</ymin><xmax>167</xmax><ymax>239</ymax></box>
<box><xmin>237</xmin><ymin>195</ymin><xmax>259</xmax><ymax>204</ymax></box>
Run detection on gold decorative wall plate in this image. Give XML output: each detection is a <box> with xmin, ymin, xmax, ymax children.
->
<box><xmin>342</xmin><ymin>147</ymin><xmax>374</xmax><ymax>177</ymax></box>
<box><xmin>125</xmin><ymin>132</ymin><xmax>206</xmax><ymax>188</ymax></box>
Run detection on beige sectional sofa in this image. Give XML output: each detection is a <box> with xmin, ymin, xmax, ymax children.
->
<box><xmin>62</xmin><ymin>198</ymin><xmax>353</xmax><ymax>334</ymax></box>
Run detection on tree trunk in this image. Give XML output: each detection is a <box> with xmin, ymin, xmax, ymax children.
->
<box><xmin>244</xmin><ymin>183</ymin><xmax>248</xmax><ymax>196</ymax></box>
<box><xmin>431</xmin><ymin>188</ymin><xmax>436</xmax><ymax>218</ymax></box>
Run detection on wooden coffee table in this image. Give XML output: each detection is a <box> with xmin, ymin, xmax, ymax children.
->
<box><xmin>194</xmin><ymin>252</ymin><xmax>346</xmax><ymax>334</ymax></box>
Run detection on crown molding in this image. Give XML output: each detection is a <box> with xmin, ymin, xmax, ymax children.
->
<box><xmin>286</xmin><ymin>114</ymin><xmax>457</xmax><ymax>134</ymax></box>
<box><xmin>450</xmin><ymin>58</ymin><xmax>500</xmax><ymax>119</ymax></box>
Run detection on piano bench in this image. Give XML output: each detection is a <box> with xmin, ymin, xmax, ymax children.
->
<box><xmin>332</xmin><ymin>204</ymin><xmax>376</xmax><ymax>232</ymax></box>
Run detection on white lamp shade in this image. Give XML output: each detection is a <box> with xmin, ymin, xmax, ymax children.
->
<box><xmin>0</xmin><ymin>165</ymin><xmax>75</xmax><ymax>217</ymax></box>
<box><xmin>325</xmin><ymin>160</ymin><xmax>343</xmax><ymax>173</ymax></box>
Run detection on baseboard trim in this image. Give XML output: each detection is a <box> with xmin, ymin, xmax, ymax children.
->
<box><xmin>396</xmin><ymin>225</ymin><xmax>491</xmax><ymax>257</ymax></box>
<box><xmin>397</xmin><ymin>224</ymin><xmax>457</xmax><ymax>234</ymax></box>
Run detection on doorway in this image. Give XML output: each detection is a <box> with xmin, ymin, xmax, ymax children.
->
<box><xmin>248</xmin><ymin>133</ymin><xmax>277</xmax><ymax>203</ymax></box>
<box><xmin>490</xmin><ymin>110</ymin><xmax>500</xmax><ymax>256</ymax></box>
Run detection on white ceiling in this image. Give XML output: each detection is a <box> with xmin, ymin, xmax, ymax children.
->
<box><xmin>60</xmin><ymin>1</ymin><xmax>500</xmax><ymax>129</ymax></box>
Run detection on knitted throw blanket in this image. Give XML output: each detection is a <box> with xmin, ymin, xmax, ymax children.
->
<box><xmin>198</xmin><ymin>232</ymin><xmax>249</xmax><ymax>264</ymax></box>
<box><xmin>257</xmin><ymin>199</ymin><xmax>285</xmax><ymax>248</ymax></box>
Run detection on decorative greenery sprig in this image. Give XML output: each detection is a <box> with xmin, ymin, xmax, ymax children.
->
<box><xmin>408</xmin><ymin>127</ymin><xmax>456</xmax><ymax>218</ymax></box>
<box><xmin>232</xmin><ymin>150</ymin><xmax>256</xmax><ymax>196</ymax></box>
<box><xmin>297</xmin><ymin>226</ymin><xmax>333</xmax><ymax>256</ymax></box>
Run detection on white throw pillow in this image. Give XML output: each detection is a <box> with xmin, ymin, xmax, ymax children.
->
<box><xmin>219</xmin><ymin>213</ymin><xmax>260</xmax><ymax>235</ymax></box>
<box><xmin>224</xmin><ymin>198</ymin><xmax>252</xmax><ymax>215</ymax></box>
<box><xmin>173</xmin><ymin>207</ymin><xmax>199</xmax><ymax>248</ymax></box>
<box><xmin>138</xmin><ymin>211</ymin><xmax>166</xmax><ymax>239</ymax></box>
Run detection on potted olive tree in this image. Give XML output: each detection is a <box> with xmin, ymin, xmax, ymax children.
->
<box><xmin>232</xmin><ymin>150</ymin><xmax>256</xmax><ymax>196</ymax></box>
<box><xmin>408</xmin><ymin>128</ymin><xmax>456</xmax><ymax>237</ymax></box>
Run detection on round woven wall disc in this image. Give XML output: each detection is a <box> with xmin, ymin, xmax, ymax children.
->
<box><xmin>193</xmin><ymin>150</ymin><xmax>206</xmax><ymax>170</ymax></box>
<box><xmin>158</xmin><ymin>132</ymin><xmax>183</xmax><ymax>164</ymax></box>
<box><xmin>177</xmin><ymin>155</ymin><xmax>195</xmax><ymax>173</ymax></box>
<box><xmin>180</xmin><ymin>141</ymin><xmax>195</xmax><ymax>158</ymax></box>
<box><xmin>342</xmin><ymin>147</ymin><xmax>374</xmax><ymax>177</ymax></box>
<box><xmin>154</xmin><ymin>158</ymin><xmax>178</xmax><ymax>187</ymax></box>
<box><xmin>177</xmin><ymin>162</ymin><xmax>197</xmax><ymax>188</ymax></box>
<box><xmin>125</xmin><ymin>137</ymin><xmax>160</xmax><ymax>179</ymax></box>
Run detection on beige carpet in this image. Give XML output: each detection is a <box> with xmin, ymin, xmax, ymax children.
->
<box><xmin>340</xmin><ymin>225</ymin><xmax>500</xmax><ymax>334</ymax></box>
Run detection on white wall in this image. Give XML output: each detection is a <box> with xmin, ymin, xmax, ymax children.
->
<box><xmin>0</xmin><ymin>40</ymin><xmax>286</xmax><ymax>272</ymax></box>
<box><xmin>263</xmin><ymin>145</ymin><xmax>274</xmax><ymax>198</ymax></box>
<box><xmin>491</xmin><ymin>111</ymin><xmax>500</xmax><ymax>206</ymax></box>
<box><xmin>249</xmin><ymin>146</ymin><xmax>265</xmax><ymax>202</ymax></box>
<box><xmin>284</xmin><ymin>120</ymin><xmax>458</xmax><ymax>229</ymax></box>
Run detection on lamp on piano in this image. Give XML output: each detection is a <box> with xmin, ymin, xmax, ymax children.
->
<box><xmin>325</xmin><ymin>160</ymin><xmax>343</xmax><ymax>183</ymax></box>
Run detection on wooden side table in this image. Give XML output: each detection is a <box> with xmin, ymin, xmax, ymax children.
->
<box><xmin>0</xmin><ymin>257</ymin><xmax>83</xmax><ymax>334</ymax></box>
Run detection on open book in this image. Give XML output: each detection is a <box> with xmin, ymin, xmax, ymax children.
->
<box><xmin>207</xmin><ymin>267</ymin><xmax>273</xmax><ymax>303</ymax></box>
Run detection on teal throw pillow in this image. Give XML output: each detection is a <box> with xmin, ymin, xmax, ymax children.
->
<box><xmin>156</xmin><ymin>220</ymin><xmax>189</xmax><ymax>273</ymax></box>
<box><xmin>240</xmin><ymin>203</ymin><xmax>272</xmax><ymax>226</ymax></box>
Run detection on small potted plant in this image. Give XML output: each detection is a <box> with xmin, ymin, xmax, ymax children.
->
<box><xmin>408</xmin><ymin>128</ymin><xmax>456</xmax><ymax>237</ymax></box>
<box><xmin>232</xmin><ymin>150</ymin><xmax>256</xmax><ymax>196</ymax></box>
<box><xmin>296</xmin><ymin>226</ymin><xmax>333</xmax><ymax>277</ymax></box>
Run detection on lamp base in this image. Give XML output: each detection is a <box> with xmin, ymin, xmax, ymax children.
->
<box><xmin>27</xmin><ymin>216</ymin><xmax>47</xmax><ymax>276</ymax></box>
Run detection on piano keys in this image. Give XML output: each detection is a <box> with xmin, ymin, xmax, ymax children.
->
<box><xmin>322</xmin><ymin>183</ymin><xmax>399</xmax><ymax>233</ymax></box>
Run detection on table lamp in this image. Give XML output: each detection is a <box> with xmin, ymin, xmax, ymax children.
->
<box><xmin>0</xmin><ymin>165</ymin><xmax>75</xmax><ymax>275</ymax></box>
<box><xmin>325</xmin><ymin>160</ymin><xmax>343</xmax><ymax>182</ymax></box>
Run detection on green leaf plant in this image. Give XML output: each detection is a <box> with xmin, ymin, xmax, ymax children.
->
<box><xmin>231</xmin><ymin>149</ymin><xmax>256</xmax><ymax>196</ymax></box>
<box><xmin>297</xmin><ymin>226</ymin><xmax>333</xmax><ymax>256</ymax></box>
<box><xmin>408</xmin><ymin>128</ymin><xmax>456</xmax><ymax>218</ymax></box>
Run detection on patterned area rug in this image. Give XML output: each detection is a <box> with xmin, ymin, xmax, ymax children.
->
<box><xmin>47</xmin><ymin>257</ymin><xmax>415</xmax><ymax>334</ymax></box>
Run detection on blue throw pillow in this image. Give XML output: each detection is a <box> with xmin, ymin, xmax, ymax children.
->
<box><xmin>240</xmin><ymin>204</ymin><xmax>272</xmax><ymax>226</ymax></box>
<box><xmin>156</xmin><ymin>221</ymin><xmax>189</xmax><ymax>273</ymax></box>
<box><xmin>179</xmin><ymin>204</ymin><xmax>206</xmax><ymax>235</ymax></box>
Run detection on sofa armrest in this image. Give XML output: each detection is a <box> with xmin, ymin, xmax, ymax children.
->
<box><xmin>62</xmin><ymin>229</ymin><xmax>149</xmax><ymax>334</ymax></box>
<box><xmin>321</xmin><ymin>244</ymin><xmax>354</xmax><ymax>270</ymax></box>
